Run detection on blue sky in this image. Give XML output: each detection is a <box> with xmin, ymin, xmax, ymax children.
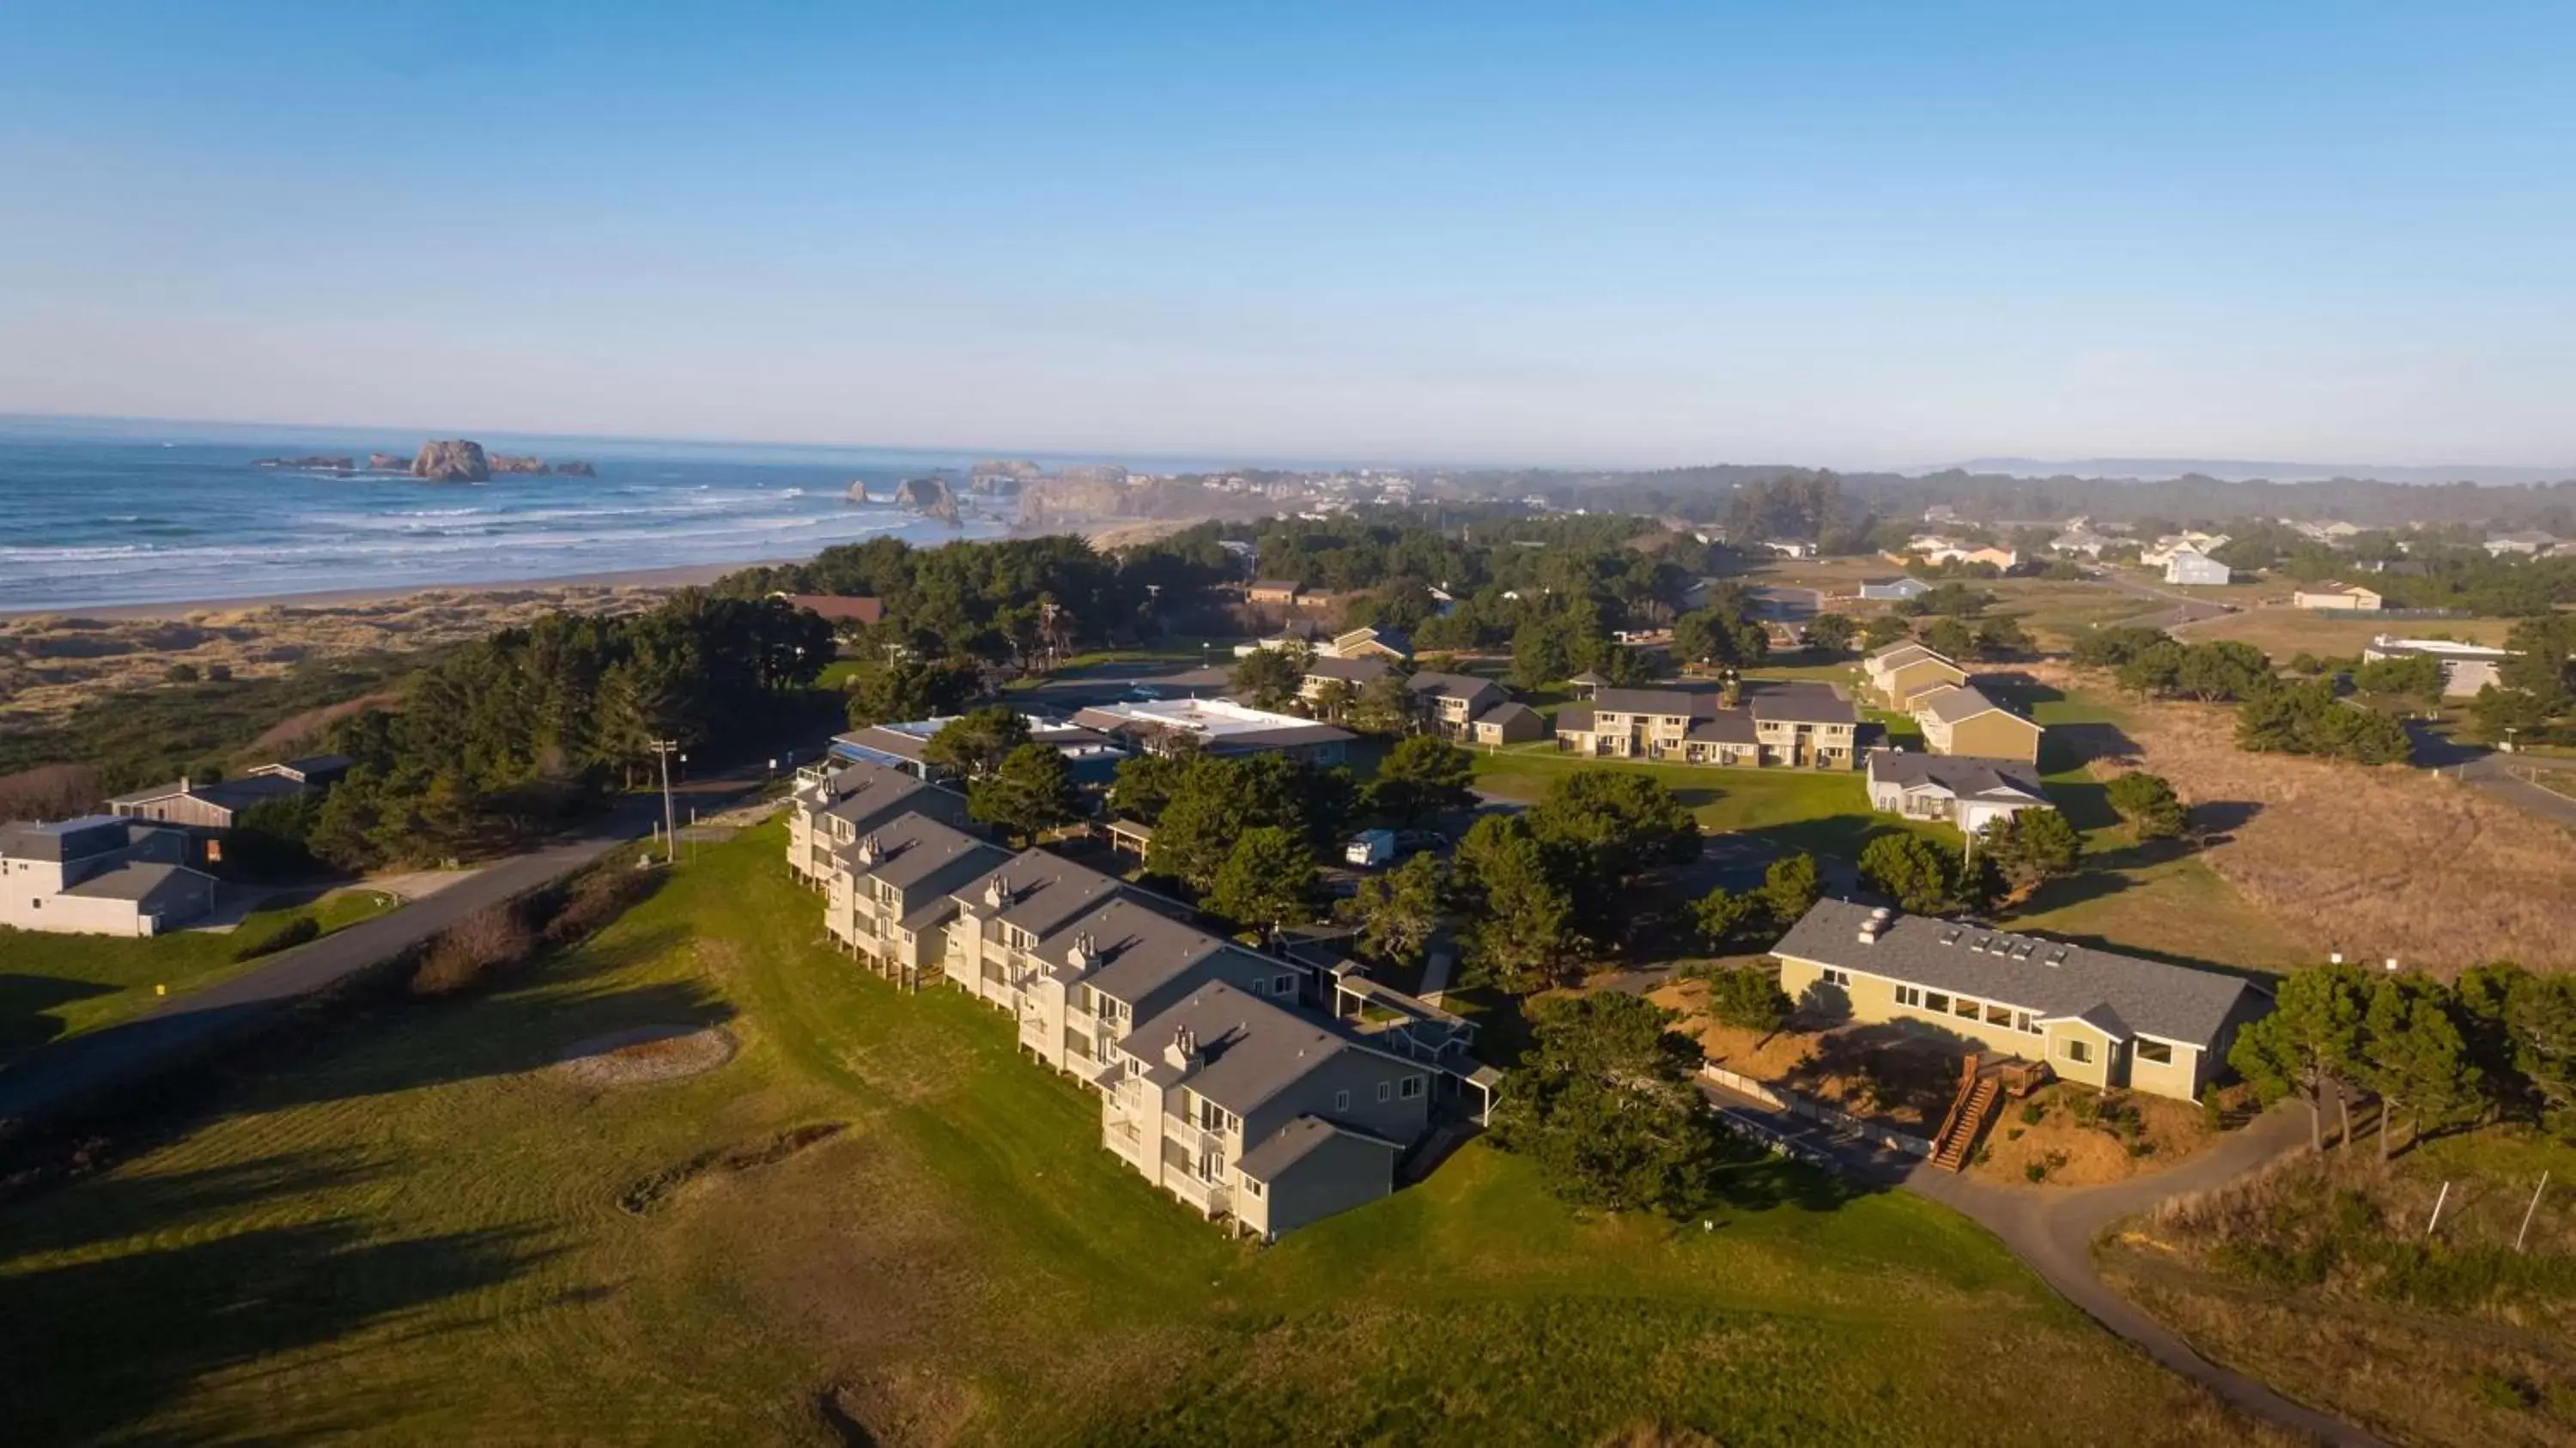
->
<box><xmin>3</xmin><ymin>1</ymin><xmax>2572</xmax><ymax>467</ymax></box>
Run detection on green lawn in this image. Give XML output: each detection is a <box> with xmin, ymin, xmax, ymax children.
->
<box><xmin>0</xmin><ymin>821</ymin><xmax>2268</xmax><ymax>1445</ymax></box>
<box><xmin>1470</xmin><ymin>750</ymin><xmax>1949</xmax><ymax>861</ymax></box>
<box><xmin>0</xmin><ymin>887</ymin><xmax>400</xmax><ymax>1069</ymax></box>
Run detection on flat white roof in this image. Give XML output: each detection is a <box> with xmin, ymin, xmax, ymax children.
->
<box><xmin>1078</xmin><ymin>697</ymin><xmax>1337</xmax><ymax>740</ymax></box>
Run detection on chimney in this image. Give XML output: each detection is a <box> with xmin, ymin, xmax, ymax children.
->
<box><xmin>1856</xmin><ymin>906</ymin><xmax>1893</xmax><ymax>945</ymax></box>
<box><xmin>1067</xmin><ymin>930</ymin><xmax>1095</xmax><ymax>972</ymax></box>
<box><xmin>1163</xmin><ymin>1025</ymin><xmax>1199</xmax><ymax>1072</ymax></box>
<box><xmin>983</xmin><ymin>875</ymin><xmax>1007</xmax><ymax>910</ymax></box>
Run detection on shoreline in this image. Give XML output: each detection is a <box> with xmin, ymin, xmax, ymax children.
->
<box><xmin>1</xmin><ymin>512</ymin><xmax>1213</xmax><ymax>622</ymax></box>
<box><xmin>0</xmin><ymin>559</ymin><xmax>806</xmax><ymax>621</ymax></box>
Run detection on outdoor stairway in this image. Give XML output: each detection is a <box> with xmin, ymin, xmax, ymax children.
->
<box><xmin>1930</xmin><ymin>1056</ymin><xmax>2003</xmax><ymax>1172</ymax></box>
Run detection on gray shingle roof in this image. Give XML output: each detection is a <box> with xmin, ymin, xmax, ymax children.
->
<box><xmin>1235</xmin><ymin>1114</ymin><xmax>1401</xmax><ymax>1182</ymax></box>
<box><xmin>955</xmin><ymin>847</ymin><xmax>1128</xmax><ymax>940</ymax></box>
<box><xmin>58</xmin><ymin>861</ymin><xmax>211</xmax><ymax>901</ymax></box>
<box><xmin>1474</xmin><ymin>701</ymin><xmax>1539</xmax><ymax>727</ymax></box>
<box><xmin>1589</xmin><ymin>687</ymin><xmax>1713</xmax><ymax>716</ymax></box>
<box><xmin>0</xmin><ymin>816</ymin><xmax>140</xmax><ymax>861</ymax></box>
<box><xmin>1405</xmin><ymin>671</ymin><xmax>1499</xmax><ymax>703</ymax></box>
<box><xmin>1554</xmin><ymin>705</ymin><xmax>1596</xmax><ymax>731</ymax></box>
<box><xmin>841</xmin><ymin>813</ymin><xmax>1012</xmax><ymax>891</ymax></box>
<box><xmin>1772</xmin><ymin>898</ymin><xmax>2262</xmax><ymax>1048</ymax></box>
<box><xmin>1916</xmin><ymin>684</ymin><xmax>2018</xmax><ymax>726</ymax></box>
<box><xmin>1049</xmin><ymin>897</ymin><xmax>1241</xmax><ymax>1004</ymax></box>
<box><xmin>1866</xmin><ymin>751</ymin><xmax>2047</xmax><ymax>802</ymax></box>
<box><xmin>1120</xmin><ymin>982</ymin><xmax>1351</xmax><ymax>1116</ymax></box>
<box><xmin>1687</xmin><ymin>711</ymin><xmax>1759</xmax><ymax>745</ymax></box>
<box><xmin>1305</xmin><ymin>655</ymin><xmax>1394</xmax><ymax>684</ymax></box>
<box><xmin>1746</xmin><ymin>680</ymin><xmax>1857</xmax><ymax>725</ymax></box>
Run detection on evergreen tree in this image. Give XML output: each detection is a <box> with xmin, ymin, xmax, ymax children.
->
<box><xmin>1210</xmin><ymin>826</ymin><xmax>1319</xmax><ymax>936</ymax></box>
<box><xmin>1977</xmin><ymin>807</ymin><xmax>2081</xmax><ymax>899</ymax></box>
<box><xmin>1370</xmin><ymin>734</ymin><xmax>1475</xmax><ymax>824</ymax></box>
<box><xmin>1336</xmin><ymin>853</ymin><xmax>1445</xmax><ymax>968</ymax></box>
<box><xmin>2230</xmin><ymin>962</ymin><xmax>2369</xmax><ymax>1153</ymax></box>
<box><xmin>1453</xmin><ymin>814</ymin><xmax>1582</xmax><ymax>993</ymax></box>
<box><xmin>1492</xmin><ymin>992</ymin><xmax>1723</xmax><ymax>1215</ymax></box>
<box><xmin>1857</xmin><ymin>832</ymin><xmax>1973</xmax><ymax>914</ymax></box>
<box><xmin>968</xmin><ymin>742</ymin><xmax>1082</xmax><ymax>843</ymax></box>
<box><xmin>923</xmin><ymin>705</ymin><xmax>1030</xmax><ymax>780</ymax></box>
<box><xmin>2360</xmin><ymin>976</ymin><xmax>2482</xmax><ymax>1159</ymax></box>
<box><xmin>2105</xmin><ymin>772</ymin><xmax>2187</xmax><ymax>840</ymax></box>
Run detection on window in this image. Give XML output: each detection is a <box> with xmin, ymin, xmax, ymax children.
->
<box><xmin>1893</xmin><ymin>985</ymin><xmax>1920</xmax><ymax>1007</ymax></box>
<box><xmin>1376</xmin><ymin>1080</ymin><xmax>1394</xmax><ymax>1103</ymax></box>
<box><xmin>2060</xmin><ymin>1037</ymin><xmax>2094</xmax><ymax>1065</ymax></box>
<box><xmin>1953</xmin><ymin>997</ymin><xmax>1979</xmax><ymax>1019</ymax></box>
<box><xmin>1242</xmin><ymin>1178</ymin><xmax>1264</xmax><ymax>1199</ymax></box>
<box><xmin>1984</xmin><ymin>1004</ymin><xmax>2013</xmax><ymax>1027</ymax></box>
<box><xmin>2136</xmin><ymin>1039</ymin><xmax>2174</xmax><ymax>1066</ymax></box>
<box><xmin>1924</xmin><ymin>992</ymin><xmax>1950</xmax><ymax>1013</ymax></box>
<box><xmin>2017</xmin><ymin>1012</ymin><xmax>2039</xmax><ymax>1035</ymax></box>
<box><xmin>1271</xmin><ymin>973</ymin><xmax>1296</xmax><ymax>996</ymax></box>
<box><xmin>1821</xmin><ymin>967</ymin><xmax>1850</xmax><ymax>987</ymax></box>
<box><xmin>1334</xmin><ymin>1090</ymin><xmax>1350</xmax><ymax>1110</ymax></box>
<box><xmin>1400</xmin><ymin>1075</ymin><xmax>1425</xmax><ymax>1099</ymax></box>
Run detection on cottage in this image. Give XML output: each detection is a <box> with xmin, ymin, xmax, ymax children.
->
<box><xmin>1299</xmin><ymin>654</ymin><xmax>1398</xmax><ymax>705</ymax></box>
<box><xmin>1865</xmin><ymin>751</ymin><xmax>2048</xmax><ymax>833</ymax></box>
<box><xmin>1862</xmin><ymin>642</ymin><xmax>1969</xmax><ymax>710</ymax></box>
<box><xmin>0</xmin><ymin>816</ymin><xmax>217</xmax><ymax>937</ymax></box>
<box><xmin>1467</xmin><ymin>701</ymin><xmax>1544</xmax><ymax>746</ymax></box>
<box><xmin>1771</xmin><ymin>900</ymin><xmax>2269</xmax><ymax>1103</ymax></box>
<box><xmin>2162</xmin><ymin>551</ymin><xmax>2233</xmax><ymax>587</ymax></box>
<box><xmin>1247</xmin><ymin>581</ymin><xmax>1306</xmax><ymax>605</ymax></box>
<box><xmin>2291</xmin><ymin>582</ymin><xmax>2384</xmax><ymax>611</ymax></box>
<box><xmin>1911</xmin><ymin>684</ymin><xmax>2043</xmax><ymax>764</ymax></box>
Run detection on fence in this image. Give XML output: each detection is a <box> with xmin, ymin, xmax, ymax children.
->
<box><xmin>1701</xmin><ymin>1064</ymin><xmax>1934</xmax><ymax>1157</ymax></box>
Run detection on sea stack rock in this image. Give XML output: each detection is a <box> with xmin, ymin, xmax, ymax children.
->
<box><xmin>411</xmin><ymin>440</ymin><xmax>492</xmax><ymax>482</ymax></box>
<box><xmin>366</xmin><ymin>453</ymin><xmax>408</xmax><ymax>471</ymax></box>
<box><xmin>487</xmin><ymin>454</ymin><xmax>553</xmax><ymax>475</ymax></box>
<box><xmin>895</xmin><ymin>476</ymin><xmax>963</xmax><ymax>525</ymax></box>
<box><xmin>555</xmin><ymin>459</ymin><xmax>597</xmax><ymax>478</ymax></box>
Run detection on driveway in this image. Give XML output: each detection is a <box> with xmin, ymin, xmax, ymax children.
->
<box><xmin>0</xmin><ymin>772</ymin><xmax>762</xmax><ymax>1131</ymax></box>
<box><xmin>1706</xmin><ymin>1074</ymin><xmax>2385</xmax><ymax>1447</ymax></box>
<box><xmin>2407</xmin><ymin>721</ymin><xmax>2576</xmax><ymax>832</ymax></box>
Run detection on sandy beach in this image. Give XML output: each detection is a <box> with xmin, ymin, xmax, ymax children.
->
<box><xmin>0</xmin><ymin>558</ymin><xmax>799</xmax><ymax>623</ymax></box>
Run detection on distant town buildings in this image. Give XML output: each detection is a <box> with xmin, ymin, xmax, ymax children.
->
<box><xmin>1555</xmin><ymin>682</ymin><xmax>1859</xmax><ymax>769</ymax></box>
<box><xmin>1070</xmin><ymin>697</ymin><xmax>1356</xmax><ymax>765</ymax></box>
<box><xmin>2291</xmin><ymin>581</ymin><xmax>2385</xmax><ymax>612</ymax></box>
<box><xmin>2161</xmin><ymin>550</ymin><xmax>2233</xmax><ymax>587</ymax></box>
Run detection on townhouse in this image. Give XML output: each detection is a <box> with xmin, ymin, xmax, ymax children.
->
<box><xmin>1862</xmin><ymin>642</ymin><xmax>1970</xmax><ymax>710</ymax></box>
<box><xmin>821</xmin><ymin>812</ymin><xmax>1015</xmax><ymax>988</ymax></box>
<box><xmin>1554</xmin><ymin>682</ymin><xmax>1858</xmax><ymax>769</ymax></box>
<box><xmin>1911</xmin><ymin>684</ymin><xmax>2044</xmax><ymax>764</ymax></box>
<box><xmin>784</xmin><ymin>759</ymin><xmax>973</xmax><ymax>887</ymax></box>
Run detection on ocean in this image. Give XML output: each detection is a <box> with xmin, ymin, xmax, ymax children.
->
<box><xmin>0</xmin><ymin>417</ymin><xmax>1020</xmax><ymax>613</ymax></box>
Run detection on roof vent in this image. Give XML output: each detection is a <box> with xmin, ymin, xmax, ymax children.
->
<box><xmin>983</xmin><ymin>875</ymin><xmax>1008</xmax><ymax>909</ymax></box>
<box><xmin>855</xmin><ymin>832</ymin><xmax>881</xmax><ymax>866</ymax></box>
<box><xmin>1067</xmin><ymin>930</ymin><xmax>1096</xmax><ymax>972</ymax></box>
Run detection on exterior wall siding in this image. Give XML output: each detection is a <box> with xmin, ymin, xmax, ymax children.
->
<box><xmin>1238</xmin><ymin>1131</ymin><xmax>1401</xmax><ymax>1240</ymax></box>
<box><xmin>1936</xmin><ymin>712</ymin><xmax>2042</xmax><ymax>764</ymax></box>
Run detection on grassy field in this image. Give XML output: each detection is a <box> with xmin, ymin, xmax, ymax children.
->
<box><xmin>1986</xmin><ymin>681</ymin><xmax>2312</xmax><ymax>975</ymax></box>
<box><xmin>2172</xmin><ymin>607</ymin><xmax>2519</xmax><ymax>660</ymax></box>
<box><xmin>2103</xmin><ymin>1126</ymin><xmax>2576</xmax><ymax>1448</ymax></box>
<box><xmin>0</xmin><ymin>821</ymin><xmax>2280</xmax><ymax>1446</ymax></box>
<box><xmin>0</xmin><ymin>887</ymin><xmax>399</xmax><ymax>1069</ymax></box>
<box><xmin>1981</xmin><ymin>579</ymin><xmax>2170</xmax><ymax>650</ymax></box>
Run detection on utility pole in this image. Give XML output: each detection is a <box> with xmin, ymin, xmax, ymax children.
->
<box><xmin>652</xmin><ymin>739</ymin><xmax>680</xmax><ymax>866</ymax></box>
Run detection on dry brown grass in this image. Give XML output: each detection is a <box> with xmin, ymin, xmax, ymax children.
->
<box><xmin>1972</xmin><ymin>1083</ymin><xmax>2221</xmax><ymax>1189</ymax></box>
<box><xmin>409</xmin><ymin>901</ymin><xmax>538</xmax><ymax>995</ymax></box>
<box><xmin>0</xmin><ymin>584</ymin><xmax>673</xmax><ymax>729</ymax></box>
<box><xmin>2175</xmin><ymin>605</ymin><xmax>2519</xmax><ymax>659</ymax></box>
<box><xmin>2033</xmin><ymin>662</ymin><xmax>2573</xmax><ymax>974</ymax></box>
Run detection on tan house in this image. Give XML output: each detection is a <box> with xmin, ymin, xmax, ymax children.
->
<box><xmin>2292</xmin><ymin>581</ymin><xmax>2384</xmax><ymax>611</ymax></box>
<box><xmin>1248</xmin><ymin>581</ymin><xmax>1305</xmax><ymax>605</ymax></box>
<box><xmin>1467</xmin><ymin>702</ymin><xmax>1544</xmax><ymax>746</ymax></box>
<box><xmin>1299</xmin><ymin>654</ymin><xmax>1397</xmax><ymax>705</ymax></box>
<box><xmin>821</xmin><ymin>812</ymin><xmax>1014</xmax><ymax>989</ymax></box>
<box><xmin>1912</xmin><ymin>684</ymin><xmax>2043</xmax><ymax>764</ymax></box>
<box><xmin>1404</xmin><ymin>672</ymin><xmax>1507</xmax><ymax>738</ymax></box>
<box><xmin>1323</xmin><ymin>626</ymin><xmax>1412</xmax><ymax>661</ymax></box>
<box><xmin>785</xmin><ymin>759</ymin><xmax>973</xmax><ymax>888</ymax></box>
<box><xmin>1771</xmin><ymin>899</ymin><xmax>2268</xmax><ymax>1103</ymax></box>
<box><xmin>0</xmin><ymin>816</ymin><xmax>217</xmax><ymax>937</ymax></box>
<box><xmin>935</xmin><ymin>845</ymin><xmax>1477</xmax><ymax>1238</ymax></box>
<box><xmin>1554</xmin><ymin>683</ymin><xmax>1857</xmax><ymax>769</ymax></box>
<box><xmin>1862</xmin><ymin>642</ymin><xmax>1969</xmax><ymax>710</ymax></box>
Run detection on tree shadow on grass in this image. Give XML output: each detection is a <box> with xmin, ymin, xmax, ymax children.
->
<box><xmin>2039</xmin><ymin>720</ymin><xmax>2141</xmax><ymax>773</ymax></box>
<box><xmin>0</xmin><ymin>1145</ymin><xmax>375</xmax><ymax>1262</ymax></box>
<box><xmin>0</xmin><ymin>972</ymin><xmax>118</xmax><ymax>1069</ymax></box>
<box><xmin>0</xmin><ymin>1207</ymin><xmax>548</xmax><ymax>1445</ymax></box>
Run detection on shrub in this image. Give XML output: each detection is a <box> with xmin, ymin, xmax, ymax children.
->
<box><xmin>2025</xmin><ymin>1160</ymin><xmax>2049</xmax><ymax>1183</ymax></box>
<box><xmin>2019</xmin><ymin>1101</ymin><xmax>2045</xmax><ymax>1126</ymax></box>
<box><xmin>1704</xmin><ymin>965</ymin><xmax>1792</xmax><ymax>1032</ymax></box>
<box><xmin>163</xmin><ymin>663</ymin><xmax>200</xmax><ymax>684</ymax></box>
<box><xmin>410</xmin><ymin>902</ymin><xmax>537</xmax><ymax>996</ymax></box>
<box><xmin>541</xmin><ymin>866</ymin><xmax>660</xmax><ymax>948</ymax></box>
<box><xmin>230</xmin><ymin>913</ymin><xmax>319</xmax><ymax>962</ymax></box>
<box><xmin>207</xmin><ymin>663</ymin><xmax>234</xmax><ymax>682</ymax></box>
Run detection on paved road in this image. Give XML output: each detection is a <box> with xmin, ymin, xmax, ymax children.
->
<box><xmin>1705</xmin><ymin>1075</ymin><xmax>2384</xmax><ymax>1446</ymax></box>
<box><xmin>2406</xmin><ymin>721</ymin><xmax>2576</xmax><ymax>832</ymax></box>
<box><xmin>0</xmin><ymin>774</ymin><xmax>759</xmax><ymax>1131</ymax></box>
<box><xmin>2087</xmin><ymin>570</ymin><xmax>2233</xmax><ymax>631</ymax></box>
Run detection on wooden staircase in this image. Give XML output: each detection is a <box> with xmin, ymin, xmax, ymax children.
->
<box><xmin>1931</xmin><ymin>1055</ymin><xmax>2004</xmax><ymax>1172</ymax></box>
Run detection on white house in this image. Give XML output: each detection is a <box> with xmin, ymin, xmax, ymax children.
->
<box><xmin>1865</xmin><ymin>751</ymin><xmax>2050</xmax><ymax>835</ymax></box>
<box><xmin>0</xmin><ymin>816</ymin><xmax>218</xmax><ymax>937</ymax></box>
<box><xmin>2162</xmin><ymin>550</ymin><xmax>2232</xmax><ymax>587</ymax></box>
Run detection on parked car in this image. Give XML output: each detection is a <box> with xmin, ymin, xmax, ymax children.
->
<box><xmin>1343</xmin><ymin>829</ymin><xmax>1397</xmax><ymax>867</ymax></box>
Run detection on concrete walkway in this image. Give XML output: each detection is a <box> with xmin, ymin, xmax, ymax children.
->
<box><xmin>1708</xmin><ymin>1076</ymin><xmax>2384</xmax><ymax>1446</ymax></box>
